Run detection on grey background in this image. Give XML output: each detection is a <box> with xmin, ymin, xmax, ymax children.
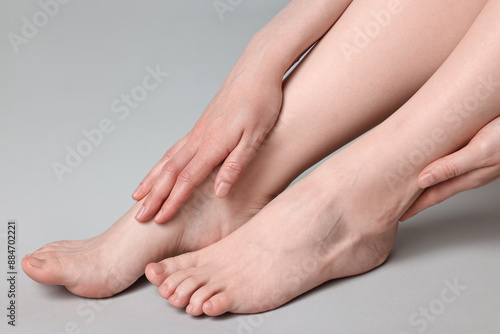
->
<box><xmin>1</xmin><ymin>1</ymin><xmax>499</xmax><ymax>333</ymax></box>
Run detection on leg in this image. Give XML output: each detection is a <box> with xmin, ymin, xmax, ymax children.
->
<box><xmin>23</xmin><ymin>0</ymin><xmax>485</xmax><ymax>299</ymax></box>
<box><xmin>149</xmin><ymin>0</ymin><xmax>490</xmax><ymax>315</ymax></box>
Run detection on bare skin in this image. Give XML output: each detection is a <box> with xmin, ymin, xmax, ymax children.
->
<box><xmin>401</xmin><ymin>115</ymin><xmax>500</xmax><ymax>221</ymax></box>
<box><xmin>134</xmin><ymin>0</ymin><xmax>354</xmax><ymax>224</ymax></box>
<box><xmin>146</xmin><ymin>0</ymin><xmax>497</xmax><ymax>316</ymax></box>
<box><xmin>22</xmin><ymin>0</ymin><xmax>491</xmax><ymax>301</ymax></box>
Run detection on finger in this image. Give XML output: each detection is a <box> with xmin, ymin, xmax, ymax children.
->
<box><xmin>154</xmin><ymin>148</ymin><xmax>230</xmax><ymax>223</ymax></box>
<box><xmin>132</xmin><ymin>135</ymin><xmax>190</xmax><ymax>201</ymax></box>
<box><xmin>214</xmin><ymin>134</ymin><xmax>262</xmax><ymax>198</ymax></box>
<box><xmin>135</xmin><ymin>146</ymin><xmax>197</xmax><ymax>222</ymax></box>
<box><xmin>418</xmin><ymin>144</ymin><xmax>480</xmax><ymax>189</ymax></box>
<box><xmin>401</xmin><ymin>167</ymin><xmax>498</xmax><ymax>221</ymax></box>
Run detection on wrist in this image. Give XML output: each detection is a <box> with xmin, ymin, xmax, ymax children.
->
<box><xmin>224</xmin><ymin>29</ymin><xmax>295</xmax><ymax>84</ymax></box>
<box><xmin>246</xmin><ymin>29</ymin><xmax>296</xmax><ymax>77</ymax></box>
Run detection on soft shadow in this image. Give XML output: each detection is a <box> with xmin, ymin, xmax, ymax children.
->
<box><xmin>114</xmin><ymin>274</ymin><xmax>151</xmax><ymax>297</ymax></box>
<box><xmin>40</xmin><ymin>284</ymin><xmax>77</xmax><ymax>300</ymax></box>
<box><xmin>391</xmin><ymin>207</ymin><xmax>500</xmax><ymax>263</ymax></box>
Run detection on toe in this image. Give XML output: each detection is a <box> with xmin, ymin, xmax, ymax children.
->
<box><xmin>203</xmin><ymin>292</ymin><xmax>234</xmax><ymax>316</ymax></box>
<box><xmin>169</xmin><ymin>276</ymin><xmax>205</xmax><ymax>308</ymax></box>
<box><xmin>145</xmin><ymin>263</ymin><xmax>167</xmax><ymax>287</ymax></box>
<box><xmin>158</xmin><ymin>269</ymin><xmax>194</xmax><ymax>300</ymax></box>
<box><xmin>22</xmin><ymin>254</ymin><xmax>66</xmax><ymax>285</ymax></box>
<box><xmin>186</xmin><ymin>284</ymin><xmax>220</xmax><ymax>316</ymax></box>
<box><xmin>153</xmin><ymin>253</ymin><xmax>195</xmax><ymax>277</ymax></box>
<box><xmin>27</xmin><ymin>251</ymin><xmax>64</xmax><ymax>260</ymax></box>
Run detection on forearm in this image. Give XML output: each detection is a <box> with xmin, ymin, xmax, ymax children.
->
<box><xmin>227</xmin><ymin>0</ymin><xmax>353</xmax><ymax>82</ymax></box>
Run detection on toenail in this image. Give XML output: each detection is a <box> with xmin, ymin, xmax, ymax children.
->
<box><xmin>29</xmin><ymin>257</ymin><xmax>44</xmax><ymax>268</ymax></box>
<box><xmin>170</xmin><ymin>293</ymin><xmax>179</xmax><ymax>302</ymax></box>
<box><xmin>204</xmin><ymin>301</ymin><xmax>212</xmax><ymax>311</ymax></box>
<box><xmin>159</xmin><ymin>284</ymin><xmax>169</xmax><ymax>296</ymax></box>
<box><xmin>153</xmin><ymin>264</ymin><xmax>164</xmax><ymax>275</ymax></box>
<box><xmin>186</xmin><ymin>304</ymin><xmax>194</xmax><ymax>313</ymax></box>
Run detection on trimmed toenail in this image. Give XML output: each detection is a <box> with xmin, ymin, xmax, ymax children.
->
<box><xmin>152</xmin><ymin>264</ymin><xmax>164</xmax><ymax>275</ymax></box>
<box><xmin>204</xmin><ymin>301</ymin><xmax>212</xmax><ymax>311</ymax></box>
<box><xmin>159</xmin><ymin>284</ymin><xmax>169</xmax><ymax>296</ymax></box>
<box><xmin>169</xmin><ymin>293</ymin><xmax>179</xmax><ymax>302</ymax></box>
<box><xmin>29</xmin><ymin>257</ymin><xmax>44</xmax><ymax>268</ymax></box>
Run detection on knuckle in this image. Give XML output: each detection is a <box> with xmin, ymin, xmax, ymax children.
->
<box><xmin>162</xmin><ymin>161</ymin><xmax>179</xmax><ymax>175</ymax></box>
<box><xmin>223</xmin><ymin>161</ymin><xmax>245</xmax><ymax>175</ymax></box>
<box><xmin>177</xmin><ymin>169</ymin><xmax>193</xmax><ymax>183</ymax></box>
<box><xmin>475</xmin><ymin>139</ymin><xmax>491</xmax><ymax>157</ymax></box>
<box><xmin>468</xmin><ymin>174</ymin><xmax>487</xmax><ymax>189</ymax></box>
<box><xmin>164</xmin><ymin>148</ymin><xmax>176</xmax><ymax>160</ymax></box>
<box><xmin>442</xmin><ymin>161</ymin><xmax>460</xmax><ymax>179</ymax></box>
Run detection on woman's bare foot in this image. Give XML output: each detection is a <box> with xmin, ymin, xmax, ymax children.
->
<box><xmin>21</xmin><ymin>170</ymin><xmax>272</xmax><ymax>298</ymax></box>
<box><xmin>146</xmin><ymin>133</ymin><xmax>420</xmax><ymax>316</ymax></box>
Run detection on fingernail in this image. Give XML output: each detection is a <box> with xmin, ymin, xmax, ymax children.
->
<box><xmin>132</xmin><ymin>184</ymin><xmax>143</xmax><ymax>198</ymax></box>
<box><xmin>154</xmin><ymin>210</ymin><xmax>163</xmax><ymax>223</ymax></box>
<box><xmin>136</xmin><ymin>206</ymin><xmax>146</xmax><ymax>220</ymax></box>
<box><xmin>419</xmin><ymin>173</ymin><xmax>437</xmax><ymax>188</ymax></box>
<box><xmin>29</xmin><ymin>257</ymin><xmax>44</xmax><ymax>268</ymax></box>
<box><xmin>215</xmin><ymin>182</ymin><xmax>231</xmax><ymax>198</ymax></box>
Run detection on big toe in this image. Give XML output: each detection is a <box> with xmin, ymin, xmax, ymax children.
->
<box><xmin>145</xmin><ymin>262</ymin><xmax>168</xmax><ymax>287</ymax></box>
<box><xmin>22</xmin><ymin>254</ymin><xmax>66</xmax><ymax>285</ymax></box>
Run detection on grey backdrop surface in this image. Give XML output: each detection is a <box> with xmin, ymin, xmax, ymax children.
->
<box><xmin>1</xmin><ymin>1</ymin><xmax>499</xmax><ymax>333</ymax></box>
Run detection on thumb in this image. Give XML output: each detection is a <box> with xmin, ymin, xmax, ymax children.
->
<box><xmin>418</xmin><ymin>145</ymin><xmax>478</xmax><ymax>189</ymax></box>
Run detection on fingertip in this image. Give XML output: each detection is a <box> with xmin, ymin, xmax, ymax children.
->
<box><xmin>418</xmin><ymin>172</ymin><xmax>437</xmax><ymax>189</ymax></box>
<box><xmin>135</xmin><ymin>205</ymin><xmax>147</xmax><ymax>222</ymax></box>
<box><xmin>132</xmin><ymin>185</ymin><xmax>143</xmax><ymax>199</ymax></box>
<box><xmin>154</xmin><ymin>210</ymin><xmax>164</xmax><ymax>224</ymax></box>
<box><xmin>399</xmin><ymin>214</ymin><xmax>410</xmax><ymax>222</ymax></box>
<box><xmin>215</xmin><ymin>181</ymin><xmax>232</xmax><ymax>198</ymax></box>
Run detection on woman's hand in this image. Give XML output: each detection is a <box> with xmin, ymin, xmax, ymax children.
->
<box><xmin>133</xmin><ymin>68</ymin><xmax>283</xmax><ymax>223</ymax></box>
<box><xmin>131</xmin><ymin>0</ymin><xmax>356</xmax><ymax>223</ymax></box>
<box><xmin>401</xmin><ymin>116</ymin><xmax>500</xmax><ymax>221</ymax></box>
